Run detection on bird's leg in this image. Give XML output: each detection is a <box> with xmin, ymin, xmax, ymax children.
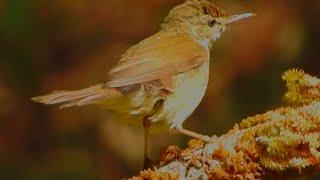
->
<box><xmin>143</xmin><ymin>117</ymin><xmax>152</xmax><ymax>168</ymax></box>
<box><xmin>175</xmin><ymin>128</ymin><xmax>213</xmax><ymax>143</ymax></box>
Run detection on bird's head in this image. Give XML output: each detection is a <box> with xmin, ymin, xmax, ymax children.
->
<box><xmin>161</xmin><ymin>0</ymin><xmax>254</xmax><ymax>45</ymax></box>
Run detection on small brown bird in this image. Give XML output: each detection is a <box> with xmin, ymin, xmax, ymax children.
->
<box><xmin>32</xmin><ymin>0</ymin><xmax>254</xmax><ymax>167</ymax></box>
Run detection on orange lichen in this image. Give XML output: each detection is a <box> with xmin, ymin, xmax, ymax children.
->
<box><xmin>187</xmin><ymin>139</ymin><xmax>205</xmax><ymax>149</ymax></box>
<box><xmin>282</xmin><ymin>69</ymin><xmax>320</xmax><ymax>105</ymax></box>
<box><xmin>130</xmin><ymin>169</ymin><xmax>179</xmax><ymax>180</ymax></box>
<box><xmin>212</xmin><ymin>144</ymin><xmax>229</xmax><ymax>160</ymax></box>
<box><xmin>160</xmin><ymin>146</ymin><xmax>181</xmax><ymax>164</ymax></box>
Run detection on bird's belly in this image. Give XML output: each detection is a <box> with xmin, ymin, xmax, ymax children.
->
<box><xmin>149</xmin><ymin>59</ymin><xmax>210</xmax><ymax>129</ymax></box>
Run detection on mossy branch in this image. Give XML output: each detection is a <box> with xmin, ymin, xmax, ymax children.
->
<box><xmin>129</xmin><ymin>69</ymin><xmax>320</xmax><ymax>180</ymax></box>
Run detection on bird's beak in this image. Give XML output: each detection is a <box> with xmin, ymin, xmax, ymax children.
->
<box><xmin>226</xmin><ymin>13</ymin><xmax>255</xmax><ymax>24</ymax></box>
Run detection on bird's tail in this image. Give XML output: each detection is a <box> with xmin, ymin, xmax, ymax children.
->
<box><xmin>31</xmin><ymin>83</ymin><xmax>121</xmax><ymax>108</ymax></box>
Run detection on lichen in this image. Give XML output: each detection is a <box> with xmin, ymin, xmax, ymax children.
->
<box><xmin>282</xmin><ymin>69</ymin><xmax>320</xmax><ymax>105</ymax></box>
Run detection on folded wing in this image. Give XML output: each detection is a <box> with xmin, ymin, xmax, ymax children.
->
<box><xmin>106</xmin><ymin>32</ymin><xmax>208</xmax><ymax>88</ymax></box>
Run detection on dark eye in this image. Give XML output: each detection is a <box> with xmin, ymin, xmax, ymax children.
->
<box><xmin>208</xmin><ymin>19</ymin><xmax>216</xmax><ymax>27</ymax></box>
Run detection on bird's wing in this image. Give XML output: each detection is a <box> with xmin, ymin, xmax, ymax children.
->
<box><xmin>106</xmin><ymin>32</ymin><xmax>208</xmax><ymax>88</ymax></box>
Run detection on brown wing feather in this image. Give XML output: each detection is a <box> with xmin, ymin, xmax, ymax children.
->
<box><xmin>106</xmin><ymin>32</ymin><xmax>208</xmax><ymax>88</ymax></box>
<box><xmin>160</xmin><ymin>76</ymin><xmax>175</xmax><ymax>92</ymax></box>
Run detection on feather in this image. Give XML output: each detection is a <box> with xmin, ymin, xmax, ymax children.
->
<box><xmin>106</xmin><ymin>32</ymin><xmax>208</xmax><ymax>88</ymax></box>
<box><xmin>31</xmin><ymin>84</ymin><xmax>121</xmax><ymax>108</ymax></box>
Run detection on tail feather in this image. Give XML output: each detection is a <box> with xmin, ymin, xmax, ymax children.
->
<box><xmin>32</xmin><ymin>83</ymin><xmax>121</xmax><ymax>108</ymax></box>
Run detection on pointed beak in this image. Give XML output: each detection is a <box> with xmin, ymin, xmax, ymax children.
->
<box><xmin>226</xmin><ymin>13</ymin><xmax>255</xmax><ymax>24</ymax></box>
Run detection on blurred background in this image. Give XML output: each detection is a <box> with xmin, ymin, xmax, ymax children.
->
<box><xmin>0</xmin><ymin>0</ymin><xmax>319</xmax><ymax>179</ymax></box>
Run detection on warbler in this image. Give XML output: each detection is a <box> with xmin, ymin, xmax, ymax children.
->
<box><xmin>32</xmin><ymin>0</ymin><xmax>254</xmax><ymax>167</ymax></box>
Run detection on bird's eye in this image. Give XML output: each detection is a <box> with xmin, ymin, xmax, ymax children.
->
<box><xmin>208</xmin><ymin>19</ymin><xmax>216</xmax><ymax>27</ymax></box>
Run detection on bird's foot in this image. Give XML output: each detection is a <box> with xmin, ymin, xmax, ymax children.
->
<box><xmin>175</xmin><ymin>128</ymin><xmax>214</xmax><ymax>143</ymax></box>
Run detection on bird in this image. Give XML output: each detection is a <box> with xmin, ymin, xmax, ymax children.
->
<box><xmin>32</xmin><ymin>0</ymin><xmax>254</xmax><ymax>167</ymax></box>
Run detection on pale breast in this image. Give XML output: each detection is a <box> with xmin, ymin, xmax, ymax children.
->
<box><xmin>148</xmin><ymin>58</ymin><xmax>210</xmax><ymax>129</ymax></box>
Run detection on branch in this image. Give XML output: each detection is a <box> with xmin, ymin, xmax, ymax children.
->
<box><xmin>130</xmin><ymin>69</ymin><xmax>320</xmax><ymax>180</ymax></box>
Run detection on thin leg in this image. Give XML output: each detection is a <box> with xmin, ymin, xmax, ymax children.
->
<box><xmin>143</xmin><ymin>117</ymin><xmax>151</xmax><ymax>168</ymax></box>
<box><xmin>176</xmin><ymin>128</ymin><xmax>212</xmax><ymax>142</ymax></box>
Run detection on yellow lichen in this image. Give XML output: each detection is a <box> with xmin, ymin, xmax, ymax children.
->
<box><xmin>160</xmin><ymin>146</ymin><xmax>181</xmax><ymax>165</ymax></box>
<box><xmin>130</xmin><ymin>169</ymin><xmax>179</xmax><ymax>180</ymax></box>
<box><xmin>282</xmin><ymin>68</ymin><xmax>320</xmax><ymax>105</ymax></box>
